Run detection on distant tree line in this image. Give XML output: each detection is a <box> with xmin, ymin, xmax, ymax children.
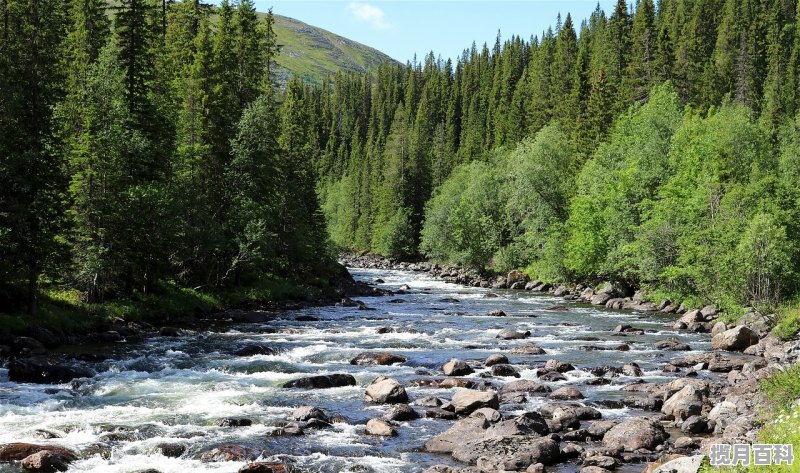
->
<box><xmin>304</xmin><ymin>0</ymin><xmax>800</xmax><ymax>313</ymax></box>
<box><xmin>0</xmin><ymin>0</ymin><xmax>330</xmax><ymax>316</ymax></box>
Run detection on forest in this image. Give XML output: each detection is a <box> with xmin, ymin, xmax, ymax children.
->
<box><xmin>2</xmin><ymin>0</ymin><xmax>800</xmax><ymax>331</ymax></box>
<box><xmin>0</xmin><ymin>0</ymin><xmax>331</xmax><ymax>320</ymax></box>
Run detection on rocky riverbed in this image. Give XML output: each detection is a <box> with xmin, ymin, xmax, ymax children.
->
<box><xmin>0</xmin><ymin>260</ymin><xmax>797</xmax><ymax>473</ymax></box>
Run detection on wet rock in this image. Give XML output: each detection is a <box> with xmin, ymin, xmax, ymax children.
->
<box><xmin>648</xmin><ymin>455</ymin><xmax>705</xmax><ymax>473</ymax></box>
<box><xmin>591</xmin><ymin>293</ymin><xmax>613</xmax><ymax>306</ymax></box>
<box><xmin>656</xmin><ymin>340</ymin><xmax>691</xmax><ymax>351</ymax></box>
<box><xmin>497</xmin><ymin>329</ymin><xmax>530</xmax><ymax>340</ymax></box>
<box><xmin>11</xmin><ymin>337</ymin><xmax>48</xmax><ymax>356</ymax></box>
<box><xmin>485</xmin><ymin>412</ymin><xmax>550</xmax><ymax>438</ymax></box>
<box><xmin>425</xmin><ymin>408</ymin><xmax>458</xmax><ymax>420</ymax></box>
<box><xmin>158</xmin><ymin>327</ymin><xmax>183</xmax><ymax>337</ymax></box>
<box><xmin>544</xmin><ymin>305</ymin><xmax>568</xmax><ymax>311</ymax></box>
<box><xmin>711</xmin><ymin>326</ymin><xmax>759</xmax><ymax>351</ymax></box>
<box><xmin>484</xmin><ymin>354</ymin><xmax>509</xmax><ymax>366</ymax></box>
<box><xmin>544</xmin><ymin>360</ymin><xmax>574</xmax><ymax>373</ymax></box>
<box><xmin>414</xmin><ymin>396</ymin><xmax>443</xmax><ymax>408</ymax></box>
<box><xmin>290</xmin><ymin>406</ymin><xmax>329</xmax><ymax>423</ymax></box>
<box><xmin>153</xmin><ymin>443</ymin><xmax>186</xmax><ymax>458</ymax></box>
<box><xmin>451</xmin><ymin>389</ymin><xmax>500</xmax><ymax>415</ymax></box>
<box><xmin>583</xmin><ymin>455</ymin><xmax>619</xmax><ymax>469</ymax></box>
<box><xmin>486</xmin><ymin>309</ymin><xmax>507</xmax><ymax>317</ymax></box>
<box><xmin>623</xmin><ymin>395</ymin><xmax>663</xmax><ymax>411</ymax></box>
<box><xmin>399</xmin><ymin>284</ymin><xmax>411</xmax><ymax>291</ymax></box>
<box><xmin>676</xmin><ymin>310</ymin><xmax>703</xmax><ymax>328</ymax></box>
<box><xmin>0</xmin><ymin>444</ymin><xmax>78</xmax><ymax>463</ymax></box>
<box><xmin>238</xmin><ymin>463</ymin><xmax>294</xmax><ymax>473</ymax></box>
<box><xmin>199</xmin><ymin>445</ymin><xmax>261</xmax><ymax>463</ymax></box>
<box><xmin>510</xmin><ymin>344</ymin><xmax>547</xmax><ymax>355</ymax></box>
<box><xmin>538</xmin><ymin>371</ymin><xmax>567</xmax><ymax>382</ymax></box>
<box><xmin>471</xmin><ymin>408</ymin><xmax>503</xmax><ymax>423</ymax></box>
<box><xmin>500</xmin><ymin>380</ymin><xmax>551</xmax><ymax>398</ymax></box>
<box><xmin>443</xmin><ymin>358</ymin><xmax>474</xmax><ymax>376</ymax></box>
<box><xmin>424</xmin><ymin>416</ymin><xmax>489</xmax><ymax>453</ymax></box>
<box><xmin>453</xmin><ymin>436</ymin><xmax>560</xmax><ymax>469</ymax></box>
<box><xmin>580</xmin><ymin>466</ymin><xmax>612</xmax><ymax>473</ymax></box>
<box><xmin>662</xmin><ymin>385</ymin><xmax>704</xmax><ymax>421</ymax></box>
<box><xmin>544</xmin><ymin>407</ymin><xmax>581</xmax><ymax>432</ymax></box>
<box><xmin>282</xmin><ymin>374</ymin><xmax>356</xmax><ymax>389</ymax></box>
<box><xmin>681</xmin><ymin>415</ymin><xmax>709</xmax><ymax>434</ymax></box>
<box><xmin>384</xmin><ymin>403</ymin><xmax>419</xmax><ymax>421</ymax></box>
<box><xmin>365</xmin><ymin>418</ymin><xmax>397</xmax><ymax>436</ymax></box>
<box><xmin>8</xmin><ymin>359</ymin><xmax>95</xmax><ymax>384</ymax></box>
<box><xmin>350</xmin><ymin>352</ymin><xmax>407</xmax><ymax>366</ymax></box>
<box><xmin>218</xmin><ymin>417</ymin><xmax>252</xmax><ymax>428</ymax></box>
<box><xmin>602</xmin><ymin>417</ymin><xmax>669</xmax><ymax>451</ymax></box>
<box><xmin>587</xmin><ymin>420</ymin><xmax>618</xmax><ymax>438</ymax></box>
<box><xmin>365</xmin><ymin>376</ymin><xmax>408</xmax><ymax>404</ymax></box>
<box><xmin>232</xmin><ymin>345</ymin><xmax>278</xmax><ymax>357</ymax></box>
<box><xmin>294</xmin><ymin>315</ymin><xmax>318</xmax><ymax>322</ymax></box>
<box><xmin>622</xmin><ymin>363</ymin><xmax>644</xmax><ymax>377</ymax></box>
<box><xmin>491</xmin><ymin>364</ymin><xmax>520</xmax><ymax>378</ymax></box>
<box><xmin>20</xmin><ymin>450</ymin><xmax>70</xmax><ymax>472</ymax></box>
<box><xmin>269</xmin><ymin>423</ymin><xmax>304</xmax><ymax>436</ymax></box>
<box><xmin>32</xmin><ymin>430</ymin><xmax>60</xmax><ymax>440</ymax></box>
<box><xmin>549</xmin><ymin>386</ymin><xmax>584</xmax><ymax>400</ymax></box>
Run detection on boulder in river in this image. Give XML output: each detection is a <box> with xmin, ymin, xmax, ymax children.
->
<box><xmin>365</xmin><ymin>376</ymin><xmax>409</xmax><ymax>404</ymax></box>
<box><xmin>282</xmin><ymin>374</ymin><xmax>356</xmax><ymax>389</ymax></box>
<box><xmin>153</xmin><ymin>443</ymin><xmax>186</xmax><ymax>458</ymax></box>
<box><xmin>290</xmin><ymin>406</ymin><xmax>328</xmax><ymax>422</ymax></box>
<box><xmin>656</xmin><ymin>340</ymin><xmax>691</xmax><ymax>351</ymax></box>
<box><xmin>453</xmin><ymin>435</ymin><xmax>561</xmax><ymax>469</ymax></box>
<box><xmin>217</xmin><ymin>417</ymin><xmax>252</xmax><ymax>427</ymax></box>
<box><xmin>384</xmin><ymin>403</ymin><xmax>419</xmax><ymax>421</ymax></box>
<box><xmin>602</xmin><ymin>417</ymin><xmax>669</xmax><ymax>451</ymax></box>
<box><xmin>424</xmin><ymin>416</ymin><xmax>489</xmax><ymax>453</ymax></box>
<box><xmin>662</xmin><ymin>384</ymin><xmax>704</xmax><ymax>421</ymax></box>
<box><xmin>500</xmin><ymin>380</ymin><xmax>551</xmax><ymax>396</ymax></box>
<box><xmin>8</xmin><ymin>359</ymin><xmax>95</xmax><ymax>384</ymax></box>
<box><xmin>233</xmin><ymin>345</ymin><xmax>277</xmax><ymax>357</ymax></box>
<box><xmin>199</xmin><ymin>445</ymin><xmax>261</xmax><ymax>463</ymax></box>
<box><xmin>350</xmin><ymin>352</ymin><xmax>407</xmax><ymax>366</ymax></box>
<box><xmin>20</xmin><ymin>450</ymin><xmax>71</xmax><ymax>472</ymax></box>
<box><xmin>490</xmin><ymin>364</ymin><xmax>520</xmax><ymax>378</ymax></box>
<box><xmin>484</xmin><ymin>354</ymin><xmax>508</xmax><ymax>366</ymax></box>
<box><xmin>365</xmin><ymin>418</ymin><xmax>397</xmax><ymax>436</ymax></box>
<box><xmin>543</xmin><ymin>359</ymin><xmax>575</xmax><ymax>373</ymax></box>
<box><xmin>486</xmin><ymin>309</ymin><xmax>507</xmax><ymax>316</ymax></box>
<box><xmin>485</xmin><ymin>412</ymin><xmax>549</xmax><ymax>438</ymax></box>
<box><xmin>238</xmin><ymin>463</ymin><xmax>295</xmax><ymax>473</ymax></box>
<box><xmin>510</xmin><ymin>344</ymin><xmax>546</xmax><ymax>355</ymax></box>
<box><xmin>496</xmin><ymin>329</ymin><xmax>531</xmax><ymax>340</ymax></box>
<box><xmin>442</xmin><ymin>358</ymin><xmax>473</xmax><ymax>376</ymax></box>
<box><xmin>711</xmin><ymin>326</ymin><xmax>759</xmax><ymax>351</ymax></box>
<box><xmin>450</xmin><ymin>389</ymin><xmax>500</xmax><ymax>415</ymax></box>
<box><xmin>0</xmin><ymin>444</ymin><xmax>77</xmax><ymax>463</ymax></box>
<box><xmin>549</xmin><ymin>386</ymin><xmax>584</xmax><ymax>400</ymax></box>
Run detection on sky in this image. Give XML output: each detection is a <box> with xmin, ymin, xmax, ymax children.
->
<box><xmin>258</xmin><ymin>1</ymin><xmax>618</xmax><ymax>63</ymax></box>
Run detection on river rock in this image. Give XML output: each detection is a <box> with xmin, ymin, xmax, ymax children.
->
<box><xmin>549</xmin><ymin>386</ymin><xmax>584</xmax><ymax>400</ymax></box>
<box><xmin>676</xmin><ymin>310</ymin><xmax>703</xmax><ymax>327</ymax></box>
<box><xmin>711</xmin><ymin>326</ymin><xmax>759</xmax><ymax>351</ymax></box>
<box><xmin>233</xmin><ymin>345</ymin><xmax>278</xmax><ymax>357</ymax></box>
<box><xmin>484</xmin><ymin>354</ymin><xmax>509</xmax><ymax>366</ymax></box>
<box><xmin>453</xmin><ymin>436</ymin><xmax>560</xmax><ymax>469</ymax></box>
<box><xmin>486</xmin><ymin>309</ymin><xmax>507</xmax><ymax>317</ymax></box>
<box><xmin>350</xmin><ymin>352</ymin><xmax>407</xmax><ymax>366</ymax></box>
<box><xmin>602</xmin><ymin>417</ymin><xmax>668</xmax><ymax>451</ymax></box>
<box><xmin>583</xmin><ymin>455</ymin><xmax>619</xmax><ymax>469</ymax></box>
<box><xmin>544</xmin><ymin>360</ymin><xmax>574</xmax><ymax>373</ymax></box>
<box><xmin>443</xmin><ymin>358</ymin><xmax>473</xmax><ymax>376</ymax></box>
<box><xmin>681</xmin><ymin>415</ymin><xmax>709</xmax><ymax>434</ymax></box>
<box><xmin>662</xmin><ymin>385</ymin><xmax>703</xmax><ymax>420</ymax></box>
<box><xmin>622</xmin><ymin>363</ymin><xmax>644</xmax><ymax>377</ymax></box>
<box><xmin>649</xmin><ymin>455</ymin><xmax>706</xmax><ymax>473</ymax></box>
<box><xmin>153</xmin><ymin>443</ymin><xmax>186</xmax><ymax>458</ymax></box>
<box><xmin>510</xmin><ymin>344</ymin><xmax>547</xmax><ymax>355</ymax></box>
<box><xmin>500</xmin><ymin>380</ymin><xmax>551</xmax><ymax>399</ymax></box>
<box><xmin>587</xmin><ymin>420</ymin><xmax>618</xmax><ymax>438</ymax></box>
<box><xmin>290</xmin><ymin>406</ymin><xmax>329</xmax><ymax>423</ymax></box>
<box><xmin>539</xmin><ymin>371</ymin><xmax>567</xmax><ymax>381</ymax></box>
<box><xmin>451</xmin><ymin>389</ymin><xmax>500</xmax><ymax>415</ymax></box>
<box><xmin>545</xmin><ymin>407</ymin><xmax>581</xmax><ymax>432</ymax></box>
<box><xmin>711</xmin><ymin>322</ymin><xmax>727</xmax><ymax>337</ymax></box>
<box><xmin>11</xmin><ymin>337</ymin><xmax>48</xmax><ymax>356</ymax></box>
<box><xmin>238</xmin><ymin>463</ymin><xmax>294</xmax><ymax>473</ymax></box>
<box><xmin>497</xmin><ymin>329</ymin><xmax>530</xmax><ymax>340</ymax></box>
<box><xmin>424</xmin><ymin>416</ymin><xmax>489</xmax><ymax>453</ymax></box>
<box><xmin>491</xmin><ymin>364</ymin><xmax>520</xmax><ymax>377</ymax></box>
<box><xmin>19</xmin><ymin>450</ymin><xmax>71</xmax><ymax>472</ymax></box>
<box><xmin>365</xmin><ymin>376</ymin><xmax>408</xmax><ymax>404</ymax></box>
<box><xmin>8</xmin><ymin>359</ymin><xmax>95</xmax><ymax>384</ymax></box>
<box><xmin>0</xmin><ymin>444</ymin><xmax>77</xmax><ymax>463</ymax></box>
<box><xmin>282</xmin><ymin>374</ymin><xmax>356</xmax><ymax>389</ymax></box>
<box><xmin>384</xmin><ymin>403</ymin><xmax>419</xmax><ymax>421</ymax></box>
<box><xmin>365</xmin><ymin>418</ymin><xmax>397</xmax><ymax>436</ymax></box>
<box><xmin>580</xmin><ymin>467</ymin><xmax>612</xmax><ymax>473</ymax></box>
<box><xmin>656</xmin><ymin>340</ymin><xmax>691</xmax><ymax>351</ymax></box>
<box><xmin>485</xmin><ymin>412</ymin><xmax>550</xmax><ymax>438</ymax></box>
<box><xmin>218</xmin><ymin>417</ymin><xmax>252</xmax><ymax>427</ymax></box>
<box><xmin>200</xmin><ymin>445</ymin><xmax>261</xmax><ymax>462</ymax></box>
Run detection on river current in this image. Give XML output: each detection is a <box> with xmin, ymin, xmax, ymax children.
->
<box><xmin>0</xmin><ymin>267</ymin><xmax>712</xmax><ymax>472</ymax></box>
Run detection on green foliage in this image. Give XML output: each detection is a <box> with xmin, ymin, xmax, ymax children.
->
<box><xmin>773</xmin><ymin>302</ymin><xmax>800</xmax><ymax>341</ymax></box>
<box><xmin>761</xmin><ymin>363</ymin><xmax>800</xmax><ymax>410</ymax></box>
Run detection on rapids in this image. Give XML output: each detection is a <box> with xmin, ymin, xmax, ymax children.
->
<box><xmin>0</xmin><ymin>268</ymin><xmax>713</xmax><ymax>472</ymax></box>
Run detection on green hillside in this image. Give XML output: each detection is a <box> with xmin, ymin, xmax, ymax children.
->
<box><xmin>272</xmin><ymin>14</ymin><xmax>398</xmax><ymax>86</ymax></box>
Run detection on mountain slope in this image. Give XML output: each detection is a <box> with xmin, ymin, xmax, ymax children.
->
<box><xmin>272</xmin><ymin>14</ymin><xmax>398</xmax><ymax>86</ymax></box>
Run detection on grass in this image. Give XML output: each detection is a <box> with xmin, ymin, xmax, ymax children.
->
<box><xmin>0</xmin><ymin>274</ymin><xmax>335</xmax><ymax>335</ymax></box>
<box><xmin>773</xmin><ymin>302</ymin><xmax>800</xmax><ymax>341</ymax></box>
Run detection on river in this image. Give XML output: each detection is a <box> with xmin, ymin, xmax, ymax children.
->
<box><xmin>0</xmin><ymin>267</ymin><xmax>713</xmax><ymax>472</ymax></box>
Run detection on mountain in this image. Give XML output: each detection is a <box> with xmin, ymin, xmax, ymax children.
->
<box><xmin>272</xmin><ymin>14</ymin><xmax>398</xmax><ymax>86</ymax></box>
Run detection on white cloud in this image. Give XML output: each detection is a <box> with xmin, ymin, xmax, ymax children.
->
<box><xmin>347</xmin><ymin>2</ymin><xmax>391</xmax><ymax>30</ymax></box>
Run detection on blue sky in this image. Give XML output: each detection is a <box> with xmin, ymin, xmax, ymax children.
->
<box><xmin>259</xmin><ymin>1</ymin><xmax>617</xmax><ymax>63</ymax></box>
